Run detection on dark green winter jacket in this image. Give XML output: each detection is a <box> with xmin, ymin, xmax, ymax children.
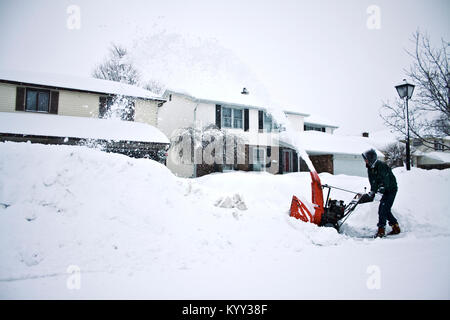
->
<box><xmin>367</xmin><ymin>160</ymin><xmax>398</xmax><ymax>194</ymax></box>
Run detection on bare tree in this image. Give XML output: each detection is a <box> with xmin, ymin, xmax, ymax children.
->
<box><xmin>143</xmin><ymin>79</ymin><xmax>165</xmax><ymax>96</ymax></box>
<box><xmin>92</xmin><ymin>43</ymin><xmax>140</xmax><ymax>85</ymax></box>
<box><xmin>380</xmin><ymin>31</ymin><xmax>449</xmax><ymax>151</ymax></box>
<box><xmin>170</xmin><ymin>124</ymin><xmax>245</xmax><ymax>168</ymax></box>
<box><xmin>382</xmin><ymin>142</ymin><xmax>407</xmax><ymax>168</ymax></box>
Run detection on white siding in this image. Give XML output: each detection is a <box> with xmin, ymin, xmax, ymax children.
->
<box><xmin>58</xmin><ymin>91</ymin><xmax>100</xmax><ymax>118</ymax></box>
<box><xmin>325</xmin><ymin>127</ymin><xmax>335</xmax><ymax>134</ymax></box>
<box><xmin>158</xmin><ymin>94</ymin><xmax>197</xmax><ymax>138</ymax></box>
<box><xmin>135</xmin><ymin>99</ymin><xmax>159</xmax><ymax>126</ymax></box>
<box><xmin>285</xmin><ymin>113</ymin><xmax>305</xmax><ymax>132</ymax></box>
<box><xmin>1</xmin><ymin>82</ymin><xmax>161</xmax><ymax>127</ymax></box>
<box><xmin>0</xmin><ymin>83</ymin><xmax>16</xmax><ymax>113</ymax></box>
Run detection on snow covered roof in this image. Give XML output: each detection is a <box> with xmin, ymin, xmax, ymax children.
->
<box><xmin>282</xmin><ymin>131</ymin><xmax>383</xmax><ymax>156</ymax></box>
<box><xmin>413</xmin><ymin>151</ymin><xmax>450</xmax><ymax>163</ymax></box>
<box><xmin>303</xmin><ymin>114</ymin><xmax>339</xmax><ymax>128</ymax></box>
<box><xmin>283</xmin><ymin>109</ymin><xmax>310</xmax><ymax>117</ymax></box>
<box><xmin>166</xmin><ymin>87</ymin><xmax>269</xmax><ymax>109</ymax></box>
<box><xmin>0</xmin><ymin>112</ymin><xmax>169</xmax><ymax>144</ymax></box>
<box><xmin>0</xmin><ymin>69</ymin><xmax>165</xmax><ymax>101</ymax></box>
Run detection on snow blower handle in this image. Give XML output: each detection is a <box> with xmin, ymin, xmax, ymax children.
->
<box><xmin>321</xmin><ymin>184</ymin><xmax>360</xmax><ymax>195</ymax></box>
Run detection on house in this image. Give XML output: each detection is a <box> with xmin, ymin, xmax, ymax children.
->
<box><xmin>368</xmin><ymin>130</ymin><xmax>450</xmax><ymax>170</ymax></box>
<box><xmin>0</xmin><ymin>69</ymin><xmax>169</xmax><ymax>160</ymax></box>
<box><xmin>158</xmin><ymin>88</ymin><xmax>360</xmax><ymax>177</ymax></box>
<box><xmin>158</xmin><ymin>89</ymin><xmax>300</xmax><ymax>177</ymax></box>
<box><xmin>287</xmin><ymin>131</ymin><xmax>385</xmax><ymax>177</ymax></box>
<box><xmin>410</xmin><ymin>136</ymin><xmax>450</xmax><ymax>169</ymax></box>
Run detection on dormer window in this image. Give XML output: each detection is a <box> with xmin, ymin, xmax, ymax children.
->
<box><xmin>304</xmin><ymin>124</ymin><xmax>326</xmax><ymax>132</ymax></box>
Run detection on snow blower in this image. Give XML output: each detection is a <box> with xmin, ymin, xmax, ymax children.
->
<box><xmin>289</xmin><ymin>171</ymin><xmax>373</xmax><ymax>231</ymax></box>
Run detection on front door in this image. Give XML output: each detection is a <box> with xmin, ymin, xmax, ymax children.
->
<box><xmin>283</xmin><ymin>150</ymin><xmax>292</xmax><ymax>173</ymax></box>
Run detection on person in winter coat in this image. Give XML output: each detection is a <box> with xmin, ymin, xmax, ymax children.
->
<box><xmin>362</xmin><ymin>149</ymin><xmax>401</xmax><ymax>238</ymax></box>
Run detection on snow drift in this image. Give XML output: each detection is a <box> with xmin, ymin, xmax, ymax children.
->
<box><xmin>0</xmin><ymin>142</ymin><xmax>449</xmax><ymax>299</ymax></box>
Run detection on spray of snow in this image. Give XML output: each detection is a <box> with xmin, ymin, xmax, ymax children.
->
<box><xmin>130</xmin><ymin>30</ymin><xmax>271</xmax><ymax>104</ymax></box>
<box><xmin>129</xmin><ymin>30</ymin><xmax>316</xmax><ymax>172</ymax></box>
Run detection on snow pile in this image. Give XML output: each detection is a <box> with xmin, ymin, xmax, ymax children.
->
<box><xmin>0</xmin><ymin>112</ymin><xmax>169</xmax><ymax>144</ymax></box>
<box><xmin>0</xmin><ymin>142</ymin><xmax>449</xmax><ymax>299</ymax></box>
<box><xmin>214</xmin><ymin>194</ymin><xmax>247</xmax><ymax>211</ymax></box>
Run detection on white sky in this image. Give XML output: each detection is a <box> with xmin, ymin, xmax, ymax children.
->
<box><xmin>0</xmin><ymin>0</ymin><xmax>448</xmax><ymax>135</ymax></box>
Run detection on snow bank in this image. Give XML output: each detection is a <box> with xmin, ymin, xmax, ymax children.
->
<box><xmin>0</xmin><ymin>142</ymin><xmax>449</xmax><ymax>299</ymax></box>
<box><xmin>0</xmin><ymin>112</ymin><xmax>169</xmax><ymax>144</ymax></box>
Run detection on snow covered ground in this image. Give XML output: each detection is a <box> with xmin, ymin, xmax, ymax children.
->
<box><xmin>0</xmin><ymin>142</ymin><xmax>449</xmax><ymax>299</ymax></box>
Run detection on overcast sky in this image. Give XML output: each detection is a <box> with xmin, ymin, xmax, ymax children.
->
<box><xmin>0</xmin><ymin>0</ymin><xmax>448</xmax><ymax>135</ymax></box>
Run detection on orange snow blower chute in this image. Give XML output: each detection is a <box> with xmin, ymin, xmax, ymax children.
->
<box><xmin>290</xmin><ymin>171</ymin><xmax>324</xmax><ymax>225</ymax></box>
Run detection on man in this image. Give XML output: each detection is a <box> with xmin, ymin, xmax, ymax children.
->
<box><xmin>362</xmin><ymin>149</ymin><xmax>401</xmax><ymax>238</ymax></box>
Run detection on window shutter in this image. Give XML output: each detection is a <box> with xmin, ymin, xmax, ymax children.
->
<box><xmin>244</xmin><ymin>109</ymin><xmax>249</xmax><ymax>131</ymax></box>
<box><xmin>99</xmin><ymin>96</ymin><xmax>107</xmax><ymax>118</ymax></box>
<box><xmin>293</xmin><ymin>151</ymin><xmax>298</xmax><ymax>172</ymax></box>
<box><xmin>258</xmin><ymin>110</ymin><xmax>263</xmax><ymax>132</ymax></box>
<box><xmin>15</xmin><ymin>87</ymin><xmax>25</xmax><ymax>111</ymax></box>
<box><xmin>278</xmin><ymin>148</ymin><xmax>283</xmax><ymax>174</ymax></box>
<box><xmin>49</xmin><ymin>91</ymin><xmax>59</xmax><ymax>114</ymax></box>
<box><xmin>215</xmin><ymin>104</ymin><xmax>221</xmax><ymax>129</ymax></box>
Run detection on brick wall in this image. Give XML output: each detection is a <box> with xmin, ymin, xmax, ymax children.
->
<box><xmin>310</xmin><ymin>154</ymin><xmax>334</xmax><ymax>174</ymax></box>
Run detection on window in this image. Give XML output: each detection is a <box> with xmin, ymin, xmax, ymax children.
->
<box><xmin>434</xmin><ymin>140</ymin><xmax>444</xmax><ymax>151</ymax></box>
<box><xmin>222</xmin><ymin>164</ymin><xmax>234</xmax><ymax>172</ymax></box>
<box><xmin>263</xmin><ymin>112</ymin><xmax>273</xmax><ymax>132</ymax></box>
<box><xmin>222</xmin><ymin>107</ymin><xmax>243</xmax><ymax>129</ymax></box>
<box><xmin>412</xmin><ymin>139</ymin><xmax>422</xmax><ymax>147</ymax></box>
<box><xmin>304</xmin><ymin>124</ymin><xmax>326</xmax><ymax>132</ymax></box>
<box><xmin>25</xmin><ymin>89</ymin><xmax>50</xmax><ymax>112</ymax></box>
<box><xmin>253</xmin><ymin>147</ymin><xmax>266</xmax><ymax>171</ymax></box>
<box><xmin>233</xmin><ymin>109</ymin><xmax>243</xmax><ymax>128</ymax></box>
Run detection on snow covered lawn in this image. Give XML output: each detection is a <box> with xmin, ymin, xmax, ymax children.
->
<box><xmin>0</xmin><ymin>142</ymin><xmax>449</xmax><ymax>299</ymax></box>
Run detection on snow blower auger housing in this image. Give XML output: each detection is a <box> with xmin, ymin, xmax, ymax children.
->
<box><xmin>290</xmin><ymin>171</ymin><xmax>373</xmax><ymax>231</ymax></box>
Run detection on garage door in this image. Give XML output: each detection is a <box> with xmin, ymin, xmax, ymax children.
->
<box><xmin>333</xmin><ymin>154</ymin><xmax>367</xmax><ymax>177</ymax></box>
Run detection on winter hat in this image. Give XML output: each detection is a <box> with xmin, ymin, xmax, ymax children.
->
<box><xmin>362</xmin><ymin>149</ymin><xmax>377</xmax><ymax>167</ymax></box>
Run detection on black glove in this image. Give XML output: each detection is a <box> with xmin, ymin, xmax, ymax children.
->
<box><xmin>359</xmin><ymin>192</ymin><xmax>375</xmax><ymax>203</ymax></box>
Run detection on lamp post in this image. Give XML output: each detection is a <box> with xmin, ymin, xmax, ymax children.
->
<box><xmin>395</xmin><ymin>79</ymin><xmax>415</xmax><ymax>170</ymax></box>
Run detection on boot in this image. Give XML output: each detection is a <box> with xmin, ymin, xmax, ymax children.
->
<box><xmin>374</xmin><ymin>227</ymin><xmax>385</xmax><ymax>238</ymax></box>
<box><xmin>388</xmin><ymin>223</ymin><xmax>401</xmax><ymax>235</ymax></box>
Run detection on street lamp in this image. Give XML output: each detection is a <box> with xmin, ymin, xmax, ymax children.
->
<box><xmin>395</xmin><ymin>79</ymin><xmax>415</xmax><ymax>170</ymax></box>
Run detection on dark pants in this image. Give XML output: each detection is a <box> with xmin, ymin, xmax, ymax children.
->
<box><xmin>378</xmin><ymin>191</ymin><xmax>398</xmax><ymax>228</ymax></box>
